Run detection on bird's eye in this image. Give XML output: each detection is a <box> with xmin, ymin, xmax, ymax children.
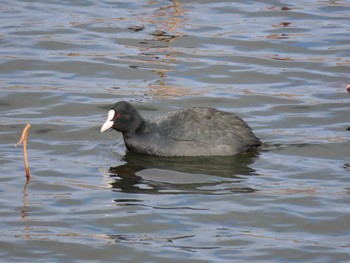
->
<box><xmin>116</xmin><ymin>112</ymin><xmax>123</xmax><ymax>118</ymax></box>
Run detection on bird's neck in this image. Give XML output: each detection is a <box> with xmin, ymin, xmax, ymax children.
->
<box><xmin>135</xmin><ymin>119</ymin><xmax>146</xmax><ymax>133</ymax></box>
<box><xmin>123</xmin><ymin>118</ymin><xmax>146</xmax><ymax>138</ymax></box>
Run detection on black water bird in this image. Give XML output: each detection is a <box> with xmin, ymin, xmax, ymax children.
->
<box><xmin>101</xmin><ymin>101</ymin><xmax>261</xmax><ymax>157</ymax></box>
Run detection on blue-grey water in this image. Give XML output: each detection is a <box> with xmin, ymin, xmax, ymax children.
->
<box><xmin>1</xmin><ymin>0</ymin><xmax>350</xmax><ymax>262</ymax></box>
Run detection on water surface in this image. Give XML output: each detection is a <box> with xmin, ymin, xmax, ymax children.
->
<box><xmin>1</xmin><ymin>0</ymin><xmax>350</xmax><ymax>262</ymax></box>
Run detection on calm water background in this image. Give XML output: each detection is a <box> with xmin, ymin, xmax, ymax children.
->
<box><xmin>1</xmin><ymin>0</ymin><xmax>350</xmax><ymax>262</ymax></box>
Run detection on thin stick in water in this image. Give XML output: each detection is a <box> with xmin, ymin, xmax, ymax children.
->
<box><xmin>15</xmin><ymin>123</ymin><xmax>31</xmax><ymax>180</ymax></box>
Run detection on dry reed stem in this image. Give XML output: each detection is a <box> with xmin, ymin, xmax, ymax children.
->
<box><xmin>15</xmin><ymin>123</ymin><xmax>31</xmax><ymax>180</ymax></box>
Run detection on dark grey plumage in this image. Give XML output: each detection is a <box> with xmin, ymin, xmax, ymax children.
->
<box><xmin>101</xmin><ymin>101</ymin><xmax>261</xmax><ymax>157</ymax></box>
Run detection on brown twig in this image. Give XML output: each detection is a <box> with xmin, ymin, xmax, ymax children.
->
<box><xmin>15</xmin><ymin>123</ymin><xmax>31</xmax><ymax>181</ymax></box>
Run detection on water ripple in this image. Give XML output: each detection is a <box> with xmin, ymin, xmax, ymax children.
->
<box><xmin>1</xmin><ymin>0</ymin><xmax>350</xmax><ymax>262</ymax></box>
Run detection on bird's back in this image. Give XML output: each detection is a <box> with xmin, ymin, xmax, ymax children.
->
<box><xmin>124</xmin><ymin>107</ymin><xmax>261</xmax><ymax>157</ymax></box>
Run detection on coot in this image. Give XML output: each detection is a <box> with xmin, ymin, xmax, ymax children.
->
<box><xmin>101</xmin><ymin>101</ymin><xmax>261</xmax><ymax>156</ymax></box>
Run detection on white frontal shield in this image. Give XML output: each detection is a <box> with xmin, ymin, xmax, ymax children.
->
<box><xmin>100</xmin><ymin>110</ymin><xmax>115</xmax><ymax>133</ymax></box>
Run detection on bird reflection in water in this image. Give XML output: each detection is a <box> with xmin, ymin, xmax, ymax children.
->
<box><xmin>108</xmin><ymin>151</ymin><xmax>259</xmax><ymax>196</ymax></box>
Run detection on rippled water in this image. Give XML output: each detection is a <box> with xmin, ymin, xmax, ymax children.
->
<box><xmin>1</xmin><ymin>0</ymin><xmax>350</xmax><ymax>262</ymax></box>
